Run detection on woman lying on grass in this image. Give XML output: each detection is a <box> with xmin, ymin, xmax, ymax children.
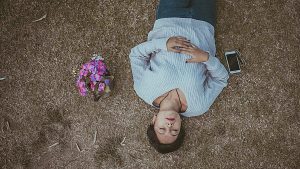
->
<box><xmin>129</xmin><ymin>0</ymin><xmax>229</xmax><ymax>153</ymax></box>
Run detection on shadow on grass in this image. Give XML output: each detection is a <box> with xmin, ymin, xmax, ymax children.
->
<box><xmin>94</xmin><ymin>137</ymin><xmax>124</xmax><ymax>168</ymax></box>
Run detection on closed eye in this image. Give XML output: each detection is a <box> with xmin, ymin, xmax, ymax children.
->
<box><xmin>171</xmin><ymin>130</ymin><xmax>179</xmax><ymax>136</ymax></box>
<box><xmin>158</xmin><ymin>128</ymin><xmax>166</xmax><ymax>134</ymax></box>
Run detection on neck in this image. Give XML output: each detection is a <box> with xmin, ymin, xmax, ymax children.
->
<box><xmin>159</xmin><ymin>91</ymin><xmax>181</xmax><ymax>113</ymax></box>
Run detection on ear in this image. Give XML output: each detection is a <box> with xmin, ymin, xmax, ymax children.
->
<box><xmin>152</xmin><ymin>115</ymin><xmax>157</xmax><ymax>125</ymax></box>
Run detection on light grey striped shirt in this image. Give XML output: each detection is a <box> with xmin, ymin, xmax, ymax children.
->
<box><xmin>129</xmin><ymin>18</ymin><xmax>229</xmax><ymax>117</ymax></box>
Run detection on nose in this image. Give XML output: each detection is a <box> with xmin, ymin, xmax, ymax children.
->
<box><xmin>167</xmin><ymin>122</ymin><xmax>174</xmax><ymax>127</ymax></box>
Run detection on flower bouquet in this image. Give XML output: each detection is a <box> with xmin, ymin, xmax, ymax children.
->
<box><xmin>76</xmin><ymin>54</ymin><xmax>113</xmax><ymax>101</ymax></box>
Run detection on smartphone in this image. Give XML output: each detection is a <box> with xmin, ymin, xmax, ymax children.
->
<box><xmin>225</xmin><ymin>51</ymin><xmax>241</xmax><ymax>74</ymax></box>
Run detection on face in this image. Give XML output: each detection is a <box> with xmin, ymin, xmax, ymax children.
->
<box><xmin>152</xmin><ymin>111</ymin><xmax>182</xmax><ymax>144</ymax></box>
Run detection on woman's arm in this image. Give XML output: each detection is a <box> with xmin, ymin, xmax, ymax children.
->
<box><xmin>129</xmin><ymin>36</ymin><xmax>191</xmax><ymax>86</ymax></box>
<box><xmin>202</xmin><ymin>55</ymin><xmax>229</xmax><ymax>111</ymax></box>
<box><xmin>129</xmin><ymin>38</ymin><xmax>168</xmax><ymax>86</ymax></box>
<box><xmin>180</xmin><ymin>44</ymin><xmax>229</xmax><ymax>111</ymax></box>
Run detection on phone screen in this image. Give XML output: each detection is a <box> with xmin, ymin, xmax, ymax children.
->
<box><xmin>227</xmin><ymin>53</ymin><xmax>240</xmax><ymax>71</ymax></box>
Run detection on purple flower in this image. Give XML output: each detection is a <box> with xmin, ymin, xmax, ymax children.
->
<box><xmin>77</xmin><ymin>56</ymin><xmax>110</xmax><ymax>97</ymax></box>
<box><xmin>80</xmin><ymin>90</ymin><xmax>87</xmax><ymax>96</ymax></box>
<box><xmin>95</xmin><ymin>74</ymin><xmax>101</xmax><ymax>81</ymax></box>
<box><xmin>87</xmin><ymin>63</ymin><xmax>95</xmax><ymax>71</ymax></box>
<box><xmin>98</xmin><ymin>83</ymin><xmax>105</xmax><ymax>92</ymax></box>
<box><xmin>76</xmin><ymin>78</ymin><xmax>81</xmax><ymax>85</ymax></box>
<box><xmin>82</xmin><ymin>63</ymin><xmax>88</xmax><ymax>70</ymax></box>
<box><xmin>79</xmin><ymin>69</ymin><xmax>88</xmax><ymax>77</ymax></box>
<box><xmin>90</xmin><ymin>82</ymin><xmax>95</xmax><ymax>91</ymax></box>
<box><xmin>98</xmin><ymin>65</ymin><xmax>106</xmax><ymax>72</ymax></box>
<box><xmin>104</xmin><ymin>79</ymin><xmax>110</xmax><ymax>85</ymax></box>
<box><xmin>78</xmin><ymin>81</ymin><xmax>86</xmax><ymax>88</ymax></box>
<box><xmin>97</xmin><ymin>71</ymin><xmax>103</xmax><ymax>76</ymax></box>
<box><xmin>90</xmin><ymin>74</ymin><xmax>96</xmax><ymax>82</ymax></box>
<box><xmin>79</xmin><ymin>86</ymin><xmax>87</xmax><ymax>96</ymax></box>
<box><xmin>91</xmin><ymin>68</ymin><xmax>97</xmax><ymax>74</ymax></box>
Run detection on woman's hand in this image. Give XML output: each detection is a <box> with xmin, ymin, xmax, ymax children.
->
<box><xmin>180</xmin><ymin>44</ymin><xmax>209</xmax><ymax>63</ymax></box>
<box><xmin>167</xmin><ymin>36</ymin><xmax>191</xmax><ymax>53</ymax></box>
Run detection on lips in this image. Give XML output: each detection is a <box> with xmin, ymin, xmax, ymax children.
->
<box><xmin>166</xmin><ymin>118</ymin><xmax>175</xmax><ymax>121</ymax></box>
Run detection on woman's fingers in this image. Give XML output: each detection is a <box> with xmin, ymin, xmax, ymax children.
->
<box><xmin>179</xmin><ymin>48</ymin><xmax>193</xmax><ymax>56</ymax></box>
<box><xmin>190</xmin><ymin>43</ymin><xmax>198</xmax><ymax>49</ymax></box>
<box><xmin>179</xmin><ymin>46</ymin><xmax>194</xmax><ymax>52</ymax></box>
<box><xmin>170</xmin><ymin>47</ymin><xmax>182</xmax><ymax>53</ymax></box>
<box><xmin>178</xmin><ymin>41</ymin><xmax>191</xmax><ymax>48</ymax></box>
<box><xmin>175</xmin><ymin>39</ymin><xmax>191</xmax><ymax>48</ymax></box>
<box><xmin>185</xmin><ymin>58</ymin><xmax>197</xmax><ymax>63</ymax></box>
<box><xmin>175</xmin><ymin>36</ymin><xmax>190</xmax><ymax>44</ymax></box>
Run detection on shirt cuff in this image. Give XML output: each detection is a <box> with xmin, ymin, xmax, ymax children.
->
<box><xmin>202</xmin><ymin>52</ymin><xmax>219</xmax><ymax>69</ymax></box>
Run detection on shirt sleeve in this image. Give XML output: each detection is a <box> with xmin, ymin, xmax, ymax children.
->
<box><xmin>129</xmin><ymin>38</ymin><xmax>168</xmax><ymax>87</ymax></box>
<box><xmin>201</xmin><ymin>54</ymin><xmax>229</xmax><ymax>111</ymax></box>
